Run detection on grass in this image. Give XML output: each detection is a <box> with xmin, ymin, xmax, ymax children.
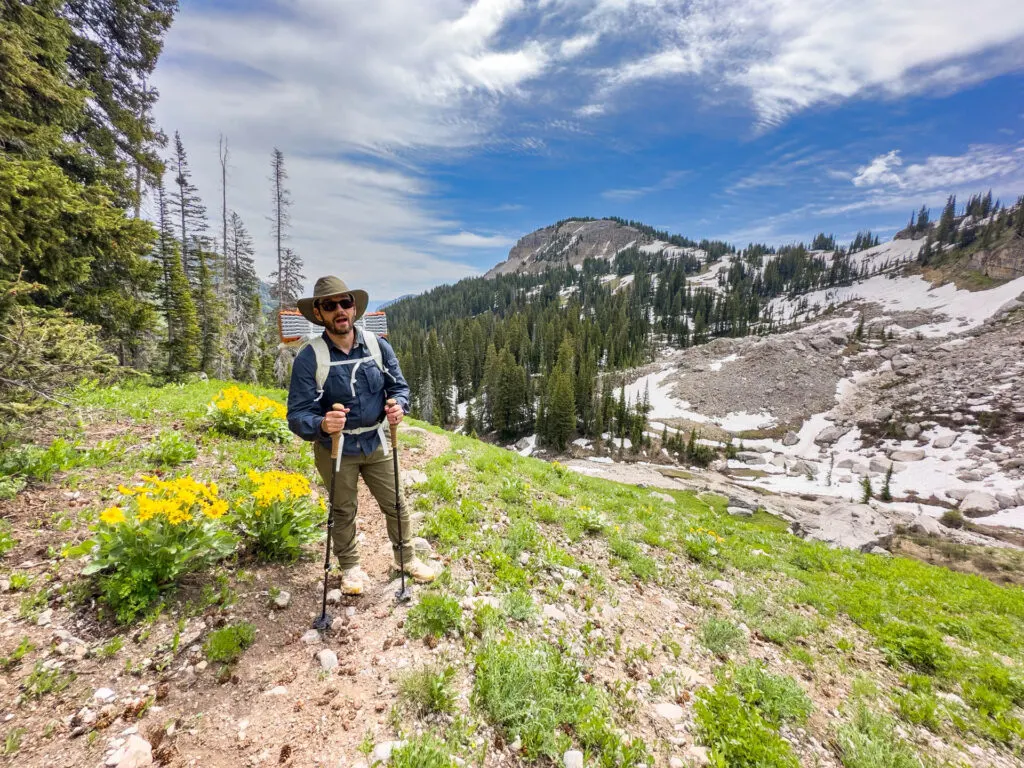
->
<box><xmin>203</xmin><ymin>622</ymin><xmax>256</xmax><ymax>664</ymax></box>
<box><xmin>835</xmin><ymin>703</ymin><xmax>925</xmax><ymax>768</ymax></box>
<box><xmin>406</xmin><ymin>593</ymin><xmax>463</xmax><ymax>640</ymax></box>
<box><xmin>1</xmin><ymin>637</ymin><xmax>35</xmax><ymax>670</ymax></box>
<box><xmin>390</xmin><ymin>733</ymin><xmax>457</xmax><ymax>768</ymax></box>
<box><xmin>398</xmin><ymin>664</ymin><xmax>457</xmax><ymax>716</ymax></box>
<box><xmin>21</xmin><ymin>661</ymin><xmax>74</xmax><ymax>700</ymax></box>
<box><xmin>144</xmin><ymin>429</ymin><xmax>198</xmax><ymax>467</ymax></box>
<box><xmin>699</xmin><ymin>617</ymin><xmax>746</xmax><ymax>658</ymax></box>
<box><xmin>0</xmin><ymin>520</ymin><xmax>17</xmax><ymax>555</ymax></box>
<box><xmin>472</xmin><ymin>636</ymin><xmax>649</xmax><ymax>765</ymax></box>
<box><xmin>4</xmin><ymin>727</ymin><xmax>25</xmax><ymax>756</ymax></box>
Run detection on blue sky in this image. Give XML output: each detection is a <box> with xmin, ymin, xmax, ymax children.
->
<box><xmin>151</xmin><ymin>0</ymin><xmax>1024</xmax><ymax>301</ymax></box>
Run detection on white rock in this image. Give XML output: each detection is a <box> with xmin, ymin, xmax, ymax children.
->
<box><xmin>94</xmin><ymin>687</ymin><xmax>116</xmax><ymax>703</ymax></box>
<box><xmin>326</xmin><ymin>589</ymin><xmax>343</xmax><ymax>605</ymax></box>
<box><xmin>301</xmin><ymin>629</ymin><xmax>322</xmax><ymax>645</ymax></box>
<box><xmin>108</xmin><ymin>734</ymin><xmax>152</xmax><ymax>768</ymax></box>
<box><xmin>669</xmin><ymin>758</ymin><xmax>685</xmax><ymax>768</ymax></box>
<box><xmin>272</xmin><ymin>590</ymin><xmax>291</xmax><ymax>609</ymax></box>
<box><xmin>996</xmin><ymin>493</ymin><xmax>1018</xmax><ymax>510</ymax></box>
<box><xmin>727</xmin><ymin>507</ymin><xmax>753</xmax><ymax>518</ymax></box>
<box><xmin>710</xmin><ymin>579</ymin><xmax>735</xmax><ymax>596</ymax></box>
<box><xmin>402</xmin><ymin>469</ymin><xmax>428</xmax><ymax>486</ymax></box>
<box><xmin>782</xmin><ymin>431</ymin><xmax>799</xmax><ymax>446</ymax></box>
<box><xmin>960</xmin><ymin>492</ymin><xmax>1000</xmax><ymax>517</ymax></box>
<box><xmin>654</xmin><ymin>702</ymin><xmax>685</xmax><ymax>722</ymax></box>
<box><xmin>317</xmin><ymin>649</ymin><xmax>339</xmax><ymax>671</ymax></box>
<box><xmin>932</xmin><ymin>434</ymin><xmax>958</xmax><ymax>449</ymax></box>
<box><xmin>905</xmin><ymin>423</ymin><xmax>922</xmax><ymax>439</ymax></box>
<box><xmin>686</xmin><ymin>745</ymin><xmax>711</xmax><ymax>766</ymax></box>
<box><xmin>37</xmin><ymin>608</ymin><xmax>53</xmax><ymax>626</ymax></box>
<box><xmin>264</xmin><ymin>685</ymin><xmax>288</xmax><ymax>696</ymax></box>
<box><xmin>542</xmin><ymin>604</ymin><xmax>567</xmax><ymax>623</ymax></box>
<box><xmin>372</xmin><ymin>740</ymin><xmax>405</xmax><ymax>764</ymax></box>
<box><xmin>563</xmin><ymin>749</ymin><xmax>584</xmax><ymax>768</ymax></box>
<box><xmin>649</xmin><ymin>491</ymin><xmax>675</xmax><ymax>504</ymax></box>
<box><xmin>889</xmin><ymin>449</ymin><xmax>925</xmax><ymax>462</ymax></box>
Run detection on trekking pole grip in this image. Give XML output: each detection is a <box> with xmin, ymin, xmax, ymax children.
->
<box><xmin>330</xmin><ymin>403</ymin><xmax>345</xmax><ymax>459</ymax></box>
<box><xmin>387</xmin><ymin>398</ymin><xmax>399</xmax><ymax>446</ymax></box>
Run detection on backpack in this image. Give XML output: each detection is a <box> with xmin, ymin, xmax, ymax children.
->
<box><xmin>305</xmin><ymin>327</ymin><xmax>389</xmax><ymax>401</ymax></box>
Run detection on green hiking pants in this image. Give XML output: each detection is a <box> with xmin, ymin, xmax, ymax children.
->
<box><xmin>313</xmin><ymin>441</ymin><xmax>410</xmax><ymax>570</ymax></box>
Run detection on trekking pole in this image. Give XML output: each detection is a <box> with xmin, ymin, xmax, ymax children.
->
<box><xmin>388</xmin><ymin>398</ymin><xmax>413</xmax><ymax>603</ymax></box>
<box><xmin>313</xmin><ymin>406</ymin><xmax>345</xmax><ymax>630</ymax></box>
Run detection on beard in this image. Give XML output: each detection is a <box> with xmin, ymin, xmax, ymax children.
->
<box><xmin>329</xmin><ymin>314</ymin><xmax>352</xmax><ymax>335</ymax></box>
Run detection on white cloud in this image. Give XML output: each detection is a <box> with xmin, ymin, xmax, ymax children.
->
<box><xmin>579</xmin><ymin>0</ymin><xmax>1024</xmax><ymax>126</ymax></box>
<box><xmin>852</xmin><ymin>150</ymin><xmax>904</xmax><ymax>188</ymax></box>
<box><xmin>851</xmin><ymin>144</ymin><xmax>1024</xmax><ymax>193</ymax></box>
<box><xmin>436</xmin><ymin>232</ymin><xmax>516</xmax><ymax>247</ymax></box>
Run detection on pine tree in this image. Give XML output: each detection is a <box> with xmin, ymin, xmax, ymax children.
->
<box><xmin>420</xmin><ymin>363</ymin><xmax>435</xmax><ymax>425</ymax></box>
<box><xmin>269</xmin><ymin>247</ymin><xmax>304</xmax><ymax>309</ymax></box>
<box><xmin>169</xmin><ymin>131</ymin><xmax>207</xmax><ymax>286</ymax></box>
<box><xmin>226</xmin><ymin>211</ymin><xmax>262</xmax><ymax>380</ymax></box>
<box><xmin>270</xmin><ymin>148</ymin><xmax>291</xmax><ymax>311</ymax></box>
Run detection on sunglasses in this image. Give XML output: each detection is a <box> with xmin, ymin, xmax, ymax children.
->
<box><xmin>317</xmin><ymin>296</ymin><xmax>356</xmax><ymax>312</ymax></box>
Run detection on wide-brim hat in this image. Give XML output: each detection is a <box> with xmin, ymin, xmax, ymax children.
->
<box><xmin>296</xmin><ymin>276</ymin><xmax>369</xmax><ymax>326</ymax></box>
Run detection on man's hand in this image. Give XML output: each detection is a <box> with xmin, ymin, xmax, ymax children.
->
<box><xmin>321</xmin><ymin>403</ymin><xmax>349</xmax><ymax>435</ymax></box>
<box><xmin>385</xmin><ymin>400</ymin><xmax>404</xmax><ymax>427</ymax></box>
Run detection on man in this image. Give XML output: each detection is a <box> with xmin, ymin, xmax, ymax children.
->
<box><xmin>287</xmin><ymin>275</ymin><xmax>434</xmax><ymax>595</ymax></box>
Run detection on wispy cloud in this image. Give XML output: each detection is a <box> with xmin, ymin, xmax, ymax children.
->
<box><xmin>602</xmin><ymin>170</ymin><xmax>689</xmax><ymax>200</ymax></box>
<box><xmin>851</xmin><ymin>145</ymin><xmax>1024</xmax><ymax>193</ymax></box>
<box><xmin>436</xmin><ymin>231</ymin><xmax>516</xmax><ymax>248</ymax></box>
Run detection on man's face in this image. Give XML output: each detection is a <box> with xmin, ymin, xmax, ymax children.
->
<box><xmin>315</xmin><ymin>293</ymin><xmax>356</xmax><ymax>335</ymax></box>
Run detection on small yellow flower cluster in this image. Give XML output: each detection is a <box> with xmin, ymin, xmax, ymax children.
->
<box><xmin>111</xmin><ymin>475</ymin><xmax>226</xmax><ymax>526</ymax></box>
<box><xmin>99</xmin><ymin>506</ymin><xmax>126</xmax><ymax>525</ymax></box>
<box><xmin>689</xmin><ymin>526</ymin><xmax>725</xmax><ymax>543</ymax></box>
<box><xmin>247</xmin><ymin>470</ymin><xmax>311</xmax><ymax>508</ymax></box>
<box><xmin>211</xmin><ymin>386</ymin><xmax>287</xmax><ymax>420</ymax></box>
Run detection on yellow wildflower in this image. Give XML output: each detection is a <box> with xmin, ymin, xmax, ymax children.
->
<box><xmin>167</xmin><ymin>507</ymin><xmax>193</xmax><ymax>525</ymax></box>
<box><xmin>204</xmin><ymin>500</ymin><xmax>228</xmax><ymax>520</ymax></box>
<box><xmin>99</xmin><ymin>506</ymin><xmax>125</xmax><ymax>525</ymax></box>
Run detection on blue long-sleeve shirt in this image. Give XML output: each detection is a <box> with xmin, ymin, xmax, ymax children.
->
<box><xmin>287</xmin><ymin>330</ymin><xmax>411</xmax><ymax>456</ymax></box>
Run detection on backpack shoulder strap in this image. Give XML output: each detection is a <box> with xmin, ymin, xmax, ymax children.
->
<box><xmin>358</xmin><ymin>328</ymin><xmax>384</xmax><ymax>372</ymax></box>
<box><xmin>307</xmin><ymin>336</ymin><xmax>331</xmax><ymax>394</ymax></box>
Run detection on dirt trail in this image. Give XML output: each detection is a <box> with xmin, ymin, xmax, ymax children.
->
<box><xmin>0</xmin><ymin>426</ymin><xmax>451</xmax><ymax>768</ymax></box>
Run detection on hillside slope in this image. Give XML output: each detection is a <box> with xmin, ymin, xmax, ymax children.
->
<box><xmin>1</xmin><ymin>382</ymin><xmax>1024</xmax><ymax>767</ymax></box>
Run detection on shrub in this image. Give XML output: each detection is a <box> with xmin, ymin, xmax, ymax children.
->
<box><xmin>473</xmin><ymin>636</ymin><xmax>649</xmax><ymax>763</ymax></box>
<box><xmin>730</xmin><ymin>662</ymin><xmax>812</xmax><ymax>725</ymax></box>
<box><xmin>406</xmin><ymin>593</ymin><xmax>462</xmax><ymax>640</ymax></box>
<box><xmin>390</xmin><ymin>734</ymin><xmax>457</xmax><ymax>768</ymax></box>
<box><xmin>683</xmin><ymin>527</ymin><xmax>724</xmax><ymax>564</ymax></box>
<box><xmin>695</xmin><ymin>681</ymin><xmax>800</xmax><ymax>768</ymax></box>
<box><xmin>145</xmin><ymin>429</ymin><xmax>198</xmax><ymax>467</ymax></box>
<box><xmin>233</xmin><ymin>470</ymin><xmax>324</xmax><ymax>561</ymax></box>
<box><xmin>204</xmin><ymin>622</ymin><xmax>256</xmax><ymax>664</ymax></box>
<box><xmin>206</xmin><ymin>386</ymin><xmax>291</xmax><ymax>442</ymax></box>
<box><xmin>835</xmin><ymin>703</ymin><xmax>923</xmax><ymax>768</ymax></box>
<box><xmin>700</xmin><ymin>617</ymin><xmax>745</xmax><ymax>658</ymax></box>
<box><xmin>0</xmin><ymin>475</ymin><xmax>26</xmax><ymax>500</ymax></box>
<box><xmin>0</xmin><ymin>438</ymin><xmax>79</xmax><ymax>483</ymax></box>
<box><xmin>21</xmin><ymin>661</ymin><xmax>74</xmax><ymax>700</ymax></box>
<box><xmin>66</xmin><ymin>475</ymin><xmax>236</xmax><ymax>622</ymax></box>
<box><xmin>398</xmin><ymin>664</ymin><xmax>457</xmax><ymax>716</ymax></box>
<box><xmin>572</xmin><ymin>506</ymin><xmax>607</xmax><ymax>534</ymax></box>
<box><xmin>502</xmin><ymin>589</ymin><xmax>537</xmax><ymax>621</ymax></box>
<box><xmin>939</xmin><ymin>508</ymin><xmax>964</xmax><ymax>529</ymax></box>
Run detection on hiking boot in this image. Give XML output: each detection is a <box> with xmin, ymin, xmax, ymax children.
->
<box><xmin>341</xmin><ymin>566</ymin><xmax>367</xmax><ymax>595</ymax></box>
<box><xmin>394</xmin><ymin>556</ymin><xmax>435</xmax><ymax>583</ymax></box>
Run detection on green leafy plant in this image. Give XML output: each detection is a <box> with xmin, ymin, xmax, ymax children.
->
<box><xmin>501</xmin><ymin>589</ymin><xmax>537</xmax><ymax>621</ymax></box>
<box><xmin>98</xmin><ymin>636</ymin><xmax>124</xmax><ymax>659</ymax></box>
<box><xmin>206</xmin><ymin>386</ymin><xmax>291</xmax><ymax>442</ymax></box>
<box><xmin>695</xmin><ymin>678</ymin><xmax>800</xmax><ymax>768</ymax></box>
<box><xmin>8</xmin><ymin>572</ymin><xmax>33</xmax><ymax>591</ymax></box>
<box><xmin>1</xmin><ymin>637</ymin><xmax>35</xmax><ymax>670</ymax></box>
<box><xmin>473</xmin><ymin>636</ymin><xmax>649</xmax><ymax>764</ymax></box>
<box><xmin>729</xmin><ymin>662</ymin><xmax>813</xmax><ymax>725</ymax></box>
<box><xmin>406</xmin><ymin>593</ymin><xmax>463</xmax><ymax>640</ymax></box>
<box><xmin>572</xmin><ymin>505</ymin><xmax>607</xmax><ymax>534</ymax></box>
<box><xmin>0</xmin><ymin>438</ymin><xmax>80</xmax><ymax>483</ymax></box>
<box><xmin>398</xmin><ymin>664</ymin><xmax>457</xmax><ymax>716</ymax></box>
<box><xmin>232</xmin><ymin>470</ymin><xmax>324</xmax><ymax>561</ymax></box>
<box><xmin>145</xmin><ymin>429</ymin><xmax>198</xmax><ymax>467</ymax></box>
<box><xmin>21</xmin><ymin>661</ymin><xmax>74</xmax><ymax>700</ymax></box>
<box><xmin>683</xmin><ymin>526</ymin><xmax>724</xmax><ymax>564</ymax></box>
<box><xmin>66</xmin><ymin>475</ymin><xmax>236</xmax><ymax>622</ymax></box>
<box><xmin>835</xmin><ymin>703</ymin><xmax>923</xmax><ymax>768</ymax></box>
<box><xmin>0</xmin><ymin>519</ymin><xmax>17</xmax><ymax>556</ymax></box>
<box><xmin>390</xmin><ymin>734</ymin><xmax>456</xmax><ymax>768</ymax></box>
<box><xmin>699</xmin><ymin>617</ymin><xmax>745</xmax><ymax>658</ymax></box>
<box><xmin>204</xmin><ymin>622</ymin><xmax>256</xmax><ymax>664</ymax></box>
<box><xmin>0</xmin><ymin>475</ymin><xmax>26</xmax><ymax>500</ymax></box>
